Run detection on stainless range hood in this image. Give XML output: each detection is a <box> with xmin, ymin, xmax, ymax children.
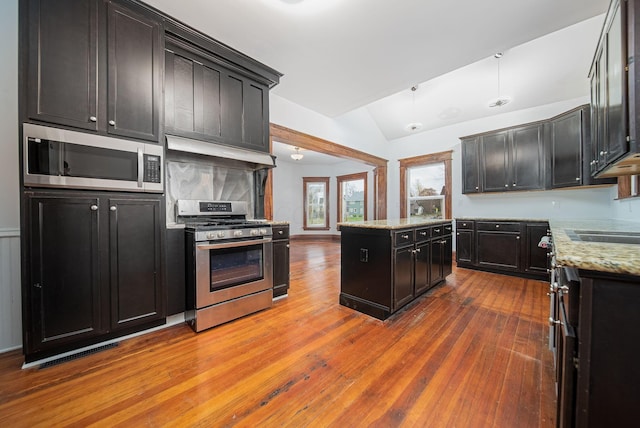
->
<box><xmin>166</xmin><ymin>134</ymin><xmax>276</xmax><ymax>169</ymax></box>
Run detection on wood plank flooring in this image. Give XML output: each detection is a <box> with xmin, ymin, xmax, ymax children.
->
<box><xmin>0</xmin><ymin>240</ymin><xmax>556</xmax><ymax>427</ymax></box>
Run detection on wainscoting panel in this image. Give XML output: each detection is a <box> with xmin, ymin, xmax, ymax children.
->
<box><xmin>0</xmin><ymin>229</ymin><xmax>22</xmax><ymax>353</ymax></box>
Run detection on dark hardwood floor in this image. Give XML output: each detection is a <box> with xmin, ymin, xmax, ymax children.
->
<box><xmin>0</xmin><ymin>240</ymin><xmax>555</xmax><ymax>427</ymax></box>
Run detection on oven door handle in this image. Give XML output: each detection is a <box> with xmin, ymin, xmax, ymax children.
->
<box><xmin>196</xmin><ymin>237</ymin><xmax>272</xmax><ymax>251</ymax></box>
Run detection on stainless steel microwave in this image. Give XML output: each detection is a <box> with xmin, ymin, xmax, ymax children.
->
<box><xmin>23</xmin><ymin>123</ymin><xmax>163</xmax><ymax>193</ymax></box>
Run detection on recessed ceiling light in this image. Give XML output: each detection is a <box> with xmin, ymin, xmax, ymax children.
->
<box><xmin>488</xmin><ymin>96</ymin><xmax>511</xmax><ymax>108</ymax></box>
<box><xmin>406</xmin><ymin>122</ymin><xmax>423</xmax><ymax>132</ymax></box>
<box><xmin>280</xmin><ymin>0</ymin><xmax>304</xmax><ymax>3</ymax></box>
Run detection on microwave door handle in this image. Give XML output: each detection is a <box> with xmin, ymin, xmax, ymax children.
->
<box><xmin>137</xmin><ymin>148</ymin><xmax>143</xmax><ymax>188</ymax></box>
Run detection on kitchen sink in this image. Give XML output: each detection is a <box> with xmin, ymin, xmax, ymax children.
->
<box><xmin>566</xmin><ymin>229</ymin><xmax>640</xmax><ymax>245</ymax></box>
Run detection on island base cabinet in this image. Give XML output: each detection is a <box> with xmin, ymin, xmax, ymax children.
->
<box><xmin>339</xmin><ymin>222</ymin><xmax>452</xmax><ymax>320</ymax></box>
<box><xmin>340</xmin><ymin>229</ymin><xmax>393</xmax><ymax>320</ymax></box>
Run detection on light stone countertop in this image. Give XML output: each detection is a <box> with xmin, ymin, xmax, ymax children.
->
<box><xmin>456</xmin><ymin>217</ymin><xmax>548</xmax><ymax>223</ymax></box>
<box><xmin>548</xmin><ymin>219</ymin><xmax>640</xmax><ymax>276</ymax></box>
<box><xmin>338</xmin><ymin>218</ymin><xmax>452</xmax><ymax>230</ymax></box>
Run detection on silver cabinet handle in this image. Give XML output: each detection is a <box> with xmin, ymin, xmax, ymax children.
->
<box><xmin>137</xmin><ymin>148</ymin><xmax>143</xmax><ymax>188</ymax></box>
<box><xmin>504</xmin><ymin>184</ymin><xmax>509</xmax><ymax>187</ymax></box>
<box><xmin>286</xmin><ymin>244</ymin><xmax>290</xmax><ymax>248</ymax></box>
<box><xmin>516</xmin><ymin>236</ymin><xmax>520</xmax><ymax>240</ymax></box>
<box><xmin>109</xmin><ymin>120</ymin><xmax>116</xmax><ymax>126</ymax></box>
<box><xmin>548</xmin><ymin>317</ymin><xmax>561</xmax><ymax>326</ymax></box>
<box><xmin>496</xmin><ymin>225</ymin><xmax>500</xmax><ymax>228</ymax></box>
<box><xmin>575</xmin><ymin>177</ymin><xmax>580</xmax><ymax>181</ymax></box>
<box><xmin>512</xmin><ymin>183</ymin><xmax>516</xmax><ymax>187</ymax></box>
<box><xmin>89</xmin><ymin>116</ymin><xmax>97</xmax><ymax>122</ymax></box>
<box><xmin>90</xmin><ymin>205</ymin><xmax>98</xmax><ymax>211</ymax></box>
<box><xmin>415</xmin><ymin>248</ymin><xmax>421</xmax><ymax>253</ymax></box>
<box><xmin>462</xmin><ymin>223</ymin><xmax>467</xmax><ymax>227</ymax></box>
<box><xmin>475</xmin><ymin>186</ymin><xmax>479</xmax><ymax>190</ymax></box>
<box><xmin>279</xmin><ymin>230</ymin><xmax>284</xmax><ymax>235</ymax></box>
<box><xmin>420</xmin><ymin>231</ymin><xmax>427</xmax><ymax>236</ymax></box>
<box><xmin>110</xmin><ymin>206</ymin><xmax>117</xmax><ymax>212</ymax></box>
<box><xmin>457</xmin><ymin>232</ymin><xmax>460</xmax><ymax>236</ymax></box>
<box><xmin>402</xmin><ymin>234</ymin><xmax>409</xmax><ymax>239</ymax></box>
<box><xmin>434</xmin><ymin>229</ymin><xmax>440</xmax><ymax>233</ymax></box>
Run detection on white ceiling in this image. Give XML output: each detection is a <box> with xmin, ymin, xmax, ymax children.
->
<box><xmin>145</xmin><ymin>0</ymin><xmax>609</xmax><ymax>142</ymax></box>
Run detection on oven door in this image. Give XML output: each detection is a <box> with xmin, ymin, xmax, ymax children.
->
<box><xmin>195</xmin><ymin>237</ymin><xmax>273</xmax><ymax>309</ymax></box>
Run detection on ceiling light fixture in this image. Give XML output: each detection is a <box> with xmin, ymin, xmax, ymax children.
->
<box><xmin>488</xmin><ymin>52</ymin><xmax>511</xmax><ymax>108</ymax></box>
<box><xmin>290</xmin><ymin>147</ymin><xmax>304</xmax><ymax>161</ymax></box>
<box><xmin>405</xmin><ymin>85</ymin><xmax>423</xmax><ymax>132</ymax></box>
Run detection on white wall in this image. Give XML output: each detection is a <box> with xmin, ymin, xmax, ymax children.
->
<box><xmin>273</xmin><ymin>157</ymin><xmax>375</xmax><ymax>235</ymax></box>
<box><xmin>0</xmin><ymin>0</ymin><xmax>21</xmax><ymax>352</ymax></box>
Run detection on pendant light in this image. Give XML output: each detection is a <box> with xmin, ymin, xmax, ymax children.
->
<box><xmin>488</xmin><ymin>52</ymin><xmax>511</xmax><ymax>108</ymax></box>
<box><xmin>405</xmin><ymin>85</ymin><xmax>423</xmax><ymax>132</ymax></box>
<box><xmin>290</xmin><ymin>147</ymin><xmax>304</xmax><ymax>161</ymax></box>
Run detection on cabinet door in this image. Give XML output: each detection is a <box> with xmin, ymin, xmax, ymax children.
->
<box><xmin>414</xmin><ymin>242</ymin><xmax>430</xmax><ymax>295</ymax></box>
<box><xmin>481</xmin><ymin>132</ymin><xmax>510</xmax><ymax>192</ymax></box>
<box><xmin>461</xmin><ymin>137</ymin><xmax>481</xmax><ymax>193</ymax></box>
<box><xmin>442</xmin><ymin>234</ymin><xmax>453</xmax><ymax>278</ymax></box>
<box><xmin>272</xmin><ymin>238</ymin><xmax>290</xmax><ymax>298</ymax></box>
<box><xmin>550</xmin><ymin>110</ymin><xmax>583</xmax><ymax>188</ymax></box>
<box><xmin>108</xmin><ymin>197</ymin><xmax>164</xmax><ymax>330</ymax></box>
<box><xmin>524</xmin><ymin>223</ymin><xmax>549</xmax><ymax>275</ymax></box>
<box><xmin>107</xmin><ymin>1</ymin><xmax>161</xmax><ymax>142</ymax></box>
<box><xmin>393</xmin><ymin>246</ymin><xmax>414</xmax><ymax>310</ymax></box>
<box><xmin>25</xmin><ymin>194</ymin><xmax>105</xmax><ymax>355</ymax></box>
<box><xmin>476</xmin><ymin>231</ymin><xmax>521</xmax><ymax>271</ymax></box>
<box><xmin>26</xmin><ymin>0</ymin><xmax>98</xmax><ymax>131</ymax></box>
<box><xmin>604</xmin><ymin>2</ymin><xmax>627</xmax><ymax>164</ymax></box>
<box><xmin>430</xmin><ymin>239</ymin><xmax>444</xmax><ymax>285</ymax></box>
<box><xmin>456</xmin><ymin>230</ymin><xmax>474</xmax><ymax>265</ymax></box>
<box><xmin>164</xmin><ymin>48</ymin><xmax>223</xmax><ymax>140</ymax></box>
<box><xmin>242</xmin><ymin>80</ymin><xmax>270</xmax><ymax>152</ymax></box>
<box><xmin>511</xmin><ymin>124</ymin><xmax>544</xmax><ymax>191</ymax></box>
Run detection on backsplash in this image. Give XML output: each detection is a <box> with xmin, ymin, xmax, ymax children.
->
<box><xmin>166</xmin><ymin>152</ymin><xmax>255</xmax><ymax>225</ymax></box>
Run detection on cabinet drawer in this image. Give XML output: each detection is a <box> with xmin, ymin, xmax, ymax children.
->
<box><xmin>431</xmin><ymin>225</ymin><xmax>444</xmax><ymax>236</ymax></box>
<box><xmin>415</xmin><ymin>227</ymin><xmax>431</xmax><ymax>242</ymax></box>
<box><xmin>477</xmin><ymin>221</ymin><xmax>521</xmax><ymax>232</ymax></box>
<box><xmin>456</xmin><ymin>220</ymin><xmax>474</xmax><ymax>230</ymax></box>
<box><xmin>272</xmin><ymin>225</ymin><xmax>289</xmax><ymax>240</ymax></box>
<box><xmin>442</xmin><ymin>223</ymin><xmax>453</xmax><ymax>235</ymax></box>
<box><xmin>394</xmin><ymin>230</ymin><xmax>414</xmax><ymax>246</ymax></box>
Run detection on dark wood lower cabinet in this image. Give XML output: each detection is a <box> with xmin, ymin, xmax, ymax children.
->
<box><xmin>340</xmin><ymin>222</ymin><xmax>452</xmax><ymax>320</ymax></box>
<box><xmin>456</xmin><ymin>219</ymin><xmax>549</xmax><ymax>280</ymax></box>
<box><xmin>551</xmin><ymin>267</ymin><xmax>640</xmax><ymax>428</ymax></box>
<box><xmin>272</xmin><ymin>224</ymin><xmax>290</xmax><ymax>298</ymax></box>
<box><xmin>22</xmin><ymin>190</ymin><xmax>165</xmax><ymax>362</ymax></box>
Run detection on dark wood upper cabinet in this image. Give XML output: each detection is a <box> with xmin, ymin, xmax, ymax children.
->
<box><xmin>106</xmin><ymin>1</ymin><xmax>161</xmax><ymax>142</ymax></box>
<box><xmin>588</xmin><ymin>0</ymin><xmax>640</xmax><ymax>177</ymax></box>
<box><xmin>461</xmin><ymin>137</ymin><xmax>481</xmax><ymax>194</ymax></box>
<box><xmin>510</xmin><ymin>124</ymin><xmax>544</xmax><ymax>190</ymax></box>
<box><xmin>165</xmin><ymin>41</ymin><xmax>271</xmax><ymax>153</ymax></box>
<box><xmin>549</xmin><ymin>107</ymin><xmax>584</xmax><ymax>188</ymax></box>
<box><xmin>24</xmin><ymin>0</ymin><xmax>162</xmax><ymax>142</ymax></box>
<box><xmin>481</xmin><ymin>131</ymin><xmax>510</xmax><ymax>192</ymax></box>
<box><xmin>27</xmin><ymin>0</ymin><xmax>99</xmax><ymax>131</ymax></box>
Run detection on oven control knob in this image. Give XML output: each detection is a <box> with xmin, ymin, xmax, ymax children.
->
<box><xmin>217</xmin><ymin>231</ymin><xmax>226</xmax><ymax>238</ymax></box>
<box><xmin>250</xmin><ymin>229</ymin><xmax>259</xmax><ymax>236</ymax></box>
<box><xmin>206</xmin><ymin>232</ymin><xmax>216</xmax><ymax>240</ymax></box>
<box><xmin>234</xmin><ymin>230</ymin><xmax>243</xmax><ymax>237</ymax></box>
<box><xmin>259</xmin><ymin>228</ymin><xmax>267</xmax><ymax>235</ymax></box>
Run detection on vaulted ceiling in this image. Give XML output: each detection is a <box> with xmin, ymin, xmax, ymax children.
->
<box><xmin>146</xmin><ymin>0</ymin><xmax>609</xmax><ymax>141</ymax></box>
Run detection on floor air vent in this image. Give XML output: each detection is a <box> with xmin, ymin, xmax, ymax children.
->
<box><xmin>39</xmin><ymin>343</ymin><xmax>119</xmax><ymax>369</ymax></box>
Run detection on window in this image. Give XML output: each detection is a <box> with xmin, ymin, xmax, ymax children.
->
<box><xmin>399</xmin><ymin>151</ymin><xmax>452</xmax><ymax>219</ymax></box>
<box><xmin>303</xmin><ymin>177</ymin><xmax>330</xmax><ymax>230</ymax></box>
<box><xmin>407</xmin><ymin>163</ymin><xmax>445</xmax><ymax>219</ymax></box>
<box><xmin>337</xmin><ymin>172</ymin><xmax>367</xmax><ymax>223</ymax></box>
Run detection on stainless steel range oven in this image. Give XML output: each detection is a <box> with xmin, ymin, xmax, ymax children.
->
<box><xmin>180</xmin><ymin>200</ymin><xmax>273</xmax><ymax>332</ymax></box>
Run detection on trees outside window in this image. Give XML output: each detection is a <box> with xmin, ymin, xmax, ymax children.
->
<box><xmin>337</xmin><ymin>172</ymin><xmax>367</xmax><ymax>223</ymax></box>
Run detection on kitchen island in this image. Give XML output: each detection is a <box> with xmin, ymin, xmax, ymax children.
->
<box><xmin>547</xmin><ymin>219</ymin><xmax>640</xmax><ymax>427</ymax></box>
<box><xmin>338</xmin><ymin>218</ymin><xmax>453</xmax><ymax>320</ymax></box>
